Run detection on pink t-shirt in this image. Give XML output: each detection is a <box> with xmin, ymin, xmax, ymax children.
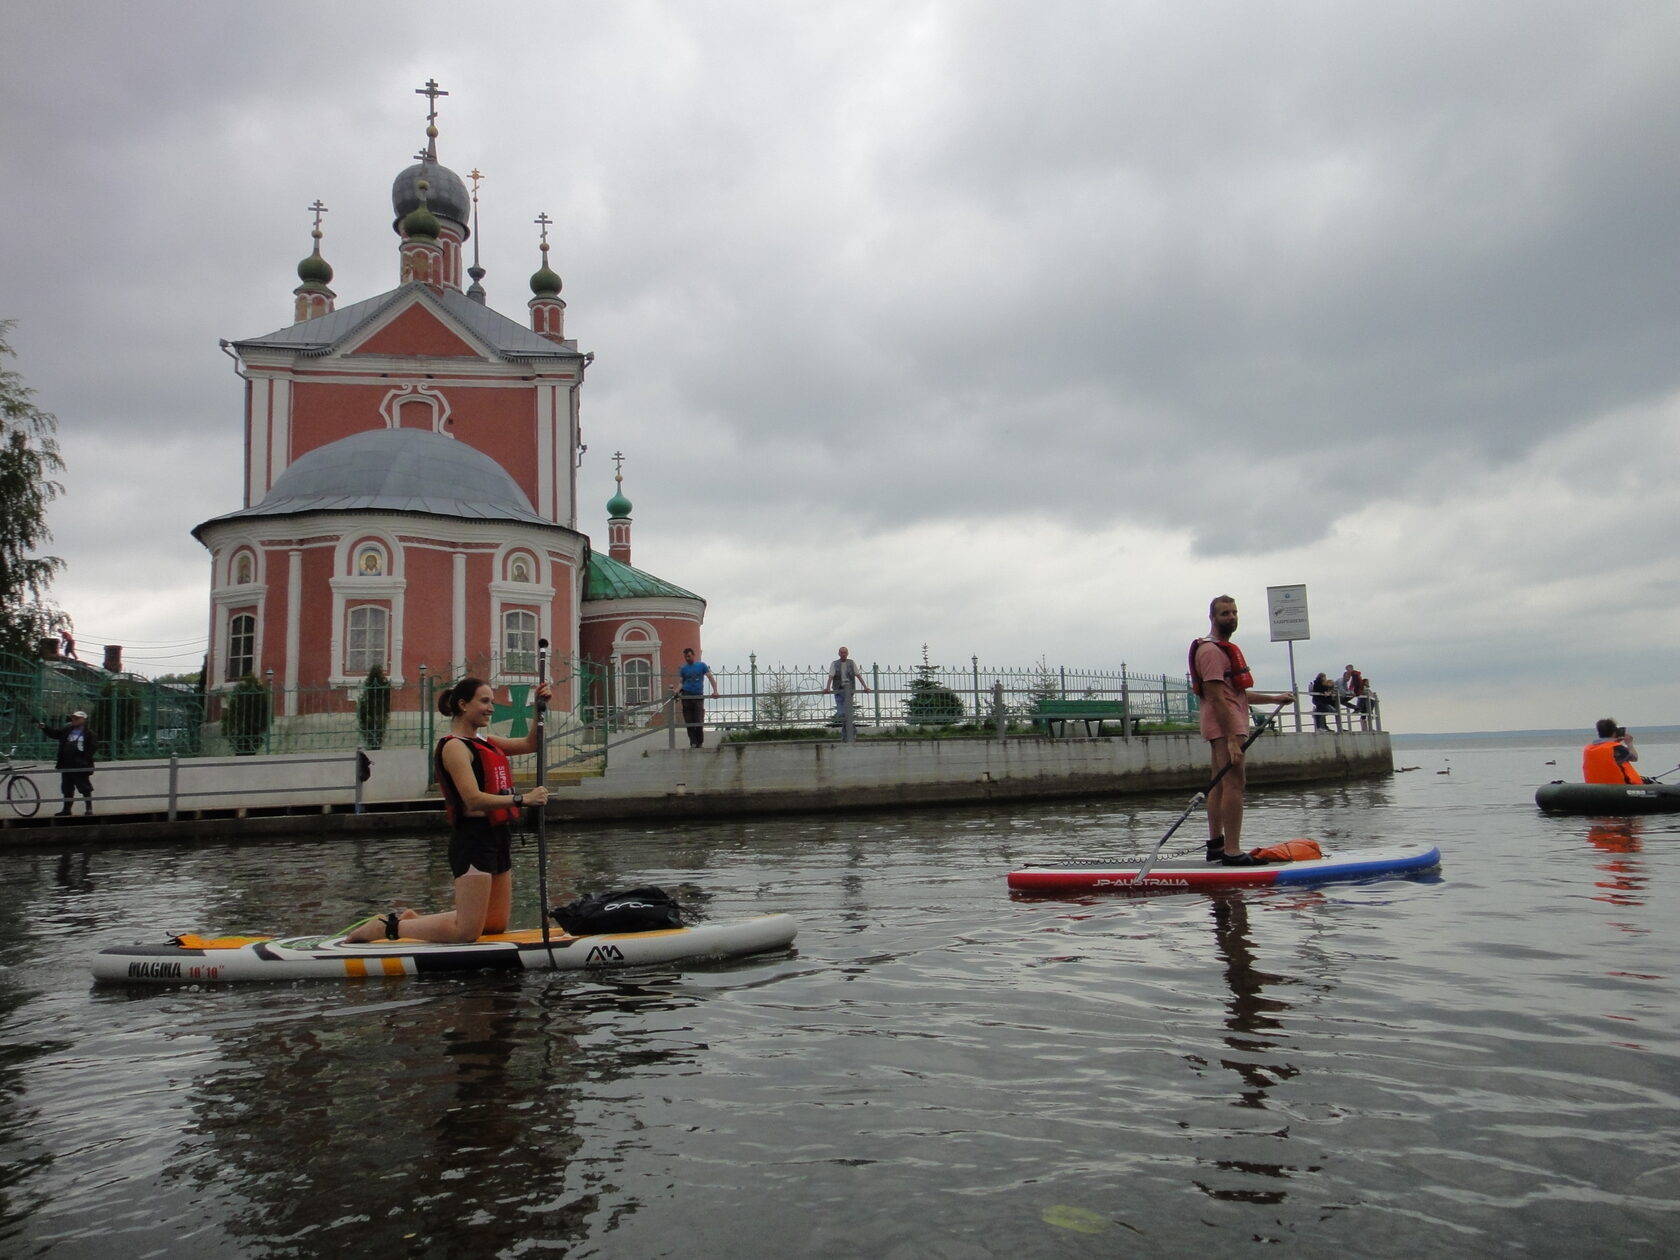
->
<box><xmin>1195</xmin><ymin>639</ymin><xmax>1249</xmax><ymax>742</ymax></box>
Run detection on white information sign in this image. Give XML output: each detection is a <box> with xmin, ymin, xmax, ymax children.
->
<box><xmin>1266</xmin><ymin>584</ymin><xmax>1311</xmax><ymax>643</ymax></box>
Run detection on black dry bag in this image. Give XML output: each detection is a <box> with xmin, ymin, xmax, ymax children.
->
<box><xmin>550</xmin><ymin>886</ymin><xmax>685</xmax><ymax>935</ymax></box>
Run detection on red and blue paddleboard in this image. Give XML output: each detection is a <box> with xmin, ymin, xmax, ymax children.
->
<box><xmin>1008</xmin><ymin>843</ymin><xmax>1440</xmax><ymax>895</ymax></box>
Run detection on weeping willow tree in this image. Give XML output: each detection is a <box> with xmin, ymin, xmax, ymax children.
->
<box><xmin>0</xmin><ymin>321</ymin><xmax>68</xmax><ymax>660</ymax></box>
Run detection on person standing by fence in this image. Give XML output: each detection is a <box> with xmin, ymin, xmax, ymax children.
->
<box><xmin>676</xmin><ymin>647</ymin><xmax>719</xmax><ymax>748</ymax></box>
<box><xmin>823</xmin><ymin>646</ymin><xmax>870</xmax><ymax>737</ymax></box>
<box><xmin>40</xmin><ymin>710</ymin><xmax>95</xmax><ymax>816</ymax></box>
<box><xmin>1309</xmin><ymin>672</ymin><xmax>1336</xmax><ymax>731</ymax></box>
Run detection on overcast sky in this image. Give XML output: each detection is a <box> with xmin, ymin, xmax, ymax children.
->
<box><xmin>4</xmin><ymin>0</ymin><xmax>1678</xmax><ymax>734</ymax></box>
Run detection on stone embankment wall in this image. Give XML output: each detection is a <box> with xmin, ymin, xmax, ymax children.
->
<box><xmin>0</xmin><ymin>730</ymin><xmax>1390</xmax><ymax>843</ymax></box>
<box><xmin>553</xmin><ymin>729</ymin><xmax>1392</xmax><ymax>821</ymax></box>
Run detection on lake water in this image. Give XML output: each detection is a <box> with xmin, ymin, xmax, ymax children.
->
<box><xmin>2</xmin><ymin>732</ymin><xmax>1676</xmax><ymax>1257</ymax></box>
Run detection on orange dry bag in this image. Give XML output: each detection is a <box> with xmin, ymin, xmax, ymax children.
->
<box><xmin>1250</xmin><ymin>838</ymin><xmax>1323</xmax><ymax>863</ymax></box>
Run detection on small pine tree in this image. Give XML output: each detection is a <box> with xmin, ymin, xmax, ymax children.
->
<box><xmin>905</xmin><ymin>643</ymin><xmax>964</xmax><ymax>725</ymax></box>
<box><xmin>1025</xmin><ymin>656</ymin><xmax>1061</xmax><ymax>707</ymax></box>
<box><xmin>758</xmin><ymin>670</ymin><xmax>808</xmax><ymax>728</ymax></box>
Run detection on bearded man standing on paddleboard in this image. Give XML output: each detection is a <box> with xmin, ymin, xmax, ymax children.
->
<box><xmin>1191</xmin><ymin>596</ymin><xmax>1293</xmax><ymax>865</ymax></box>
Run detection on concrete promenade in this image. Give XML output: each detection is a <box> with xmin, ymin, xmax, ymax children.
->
<box><xmin>0</xmin><ymin>728</ymin><xmax>1391</xmax><ymax>846</ymax></box>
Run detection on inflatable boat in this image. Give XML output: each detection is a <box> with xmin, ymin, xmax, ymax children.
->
<box><xmin>1535</xmin><ymin>781</ymin><xmax>1680</xmax><ymax>815</ymax></box>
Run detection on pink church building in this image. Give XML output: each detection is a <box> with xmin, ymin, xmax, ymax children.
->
<box><xmin>193</xmin><ymin>84</ymin><xmax>706</xmax><ymax>736</ymax></box>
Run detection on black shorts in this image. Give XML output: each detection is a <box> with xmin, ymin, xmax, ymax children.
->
<box><xmin>448</xmin><ymin>819</ymin><xmax>513</xmax><ymax>879</ymax></box>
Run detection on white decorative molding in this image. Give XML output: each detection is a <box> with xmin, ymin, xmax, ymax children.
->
<box><xmin>379</xmin><ymin>382</ymin><xmax>453</xmax><ymax>434</ymax></box>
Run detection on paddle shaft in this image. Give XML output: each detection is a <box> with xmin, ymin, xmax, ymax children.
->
<box><xmin>535</xmin><ymin>639</ymin><xmax>553</xmax><ymax>962</ymax></box>
<box><xmin>1134</xmin><ymin>702</ymin><xmax>1288</xmax><ymax>880</ymax></box>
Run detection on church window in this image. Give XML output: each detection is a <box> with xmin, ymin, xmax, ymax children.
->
<box><xmin>227</xmin><ymin>614</ymin><xmax>255</xmax><ymax>681</ymax></box>
<box><xmin>347</xmin><ymin>606</ymin><xmax>389</xmax><ymax>675</ymax></box>
<box><xmin>623</xmin><ymin>658</ymin><xmax>653</xmax><ymax>706</ymax></box>
<box><xmin>503</xmin><ymin>610</ymin><xmax>538</xmax><ymax>675</ymax></box>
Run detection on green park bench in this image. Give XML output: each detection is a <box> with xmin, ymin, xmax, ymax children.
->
<box><xmin>1033</xmin><ymin>698</ymin><xmax>1141</xmax><ymax>738</ymax></box>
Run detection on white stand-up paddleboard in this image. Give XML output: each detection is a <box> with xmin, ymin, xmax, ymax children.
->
<box><xmin>92</xmin><ymin>915</ymin><xmax>798</xmax><ymax>986</ymax></box>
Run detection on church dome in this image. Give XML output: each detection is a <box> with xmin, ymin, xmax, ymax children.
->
<box><xmin>297</xmin><ymin>244</ymin><xmax>333</xmax><ymax>286</ymax></box>
<box><xmin>391</xmin><ymin>160</ymin><xmax>471</xmax><ymax>235</ymax></box>
<box><xmin>196</xmin><ymin>428</ymin><xmax>555</xmax><ymax>531</ymax></box>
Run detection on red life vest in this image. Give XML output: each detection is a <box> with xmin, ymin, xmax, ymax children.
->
<box><xmin>436</xmin><ymin>735</ymin><xmax>519</xmax><ymax>826</ymax></box>
<box><xmin>1582</xmin><ymin>738</ymin><xmax>1640</xmax><ymax>785</ymax></box>
<box><xmin>1189</xmin><ymin>637</ymin><xmax>1254</xmax><ymax>698</ymax></box>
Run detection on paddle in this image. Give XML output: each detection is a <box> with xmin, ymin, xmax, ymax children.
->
<box><xmin>535</xmin><ymin>638</ymin><xmax>555</xmax><ymax>964</ymax></box>
<box><xmin>1134</xmin><ymin>702</ymin><xmax>1288</xmax><ymax>880</ymax></box>
<box><xmin>1643</xmin><ymin>764</ymin><xmax>1679</xmax><ymax>782</ymax></box>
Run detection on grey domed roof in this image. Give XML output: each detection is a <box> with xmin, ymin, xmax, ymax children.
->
<box><xmin>392</xmin><ymin>160</ymin><xmax>471</xmax><ymax>234</ymax></box>
<box><xmin>195</xmin><ymin>428</ymin><xmax>556</xmax><ymax>534</ymax></box>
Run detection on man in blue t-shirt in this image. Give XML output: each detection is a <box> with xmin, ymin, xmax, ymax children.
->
<box><xmin>676</xmin><ymin>647</ymin><xmax>719</xmax><ymax>747</ymax></box>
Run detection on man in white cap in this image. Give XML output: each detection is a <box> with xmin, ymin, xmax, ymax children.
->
<box><xmin>40</xmin><ymin>710</ymin><xmax>96</xmax><ymax>816</ymax></box>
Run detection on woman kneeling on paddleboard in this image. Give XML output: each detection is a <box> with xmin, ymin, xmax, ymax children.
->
<box><xmin>345</xmin><ymin>677</ymin><xmax>551</xmax><ymax>944</ymax></box>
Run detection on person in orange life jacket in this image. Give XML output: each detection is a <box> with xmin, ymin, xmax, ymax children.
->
<box><xmin>344</xmin><ymin>676</ymin><xmax>551</xmax><ymax>944</ymax></box>
<box><xmin>1582</xmin><ymin>718</ymin><xmax>1643</xmax><ymax>785</ymax></box>
<box><xmin>1192</xmin><ymin>596</ymin><xmax>1293</xmax><ymax>865</ymax></box>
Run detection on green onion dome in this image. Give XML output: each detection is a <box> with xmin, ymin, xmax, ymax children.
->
<box><xmin>530</xmin><ymin>261</ymin><xmax>562</xmax><ymax>297</ymax></box>
<box><xmin>297</xmin><ymin>232</ymin><xmax>334</xmax><ymax>285</ymax></box>
<box><xmin>402</xmin><ymin>200</ymin><xmax>441</xmax><ymax>241</ymax></box>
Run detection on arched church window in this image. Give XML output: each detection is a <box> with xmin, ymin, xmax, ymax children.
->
<box><xmin>355</xmin><ymin>545</ymin><xmax>386</xmax><ymax>577</ymax></box>
<box><xmin>503</xmin><ymin>610</ymin><xmax>538</xmax><ymax>675</ymax></box>
<box><xmin>227</xmin><ymin>614</ymin><xmax>255</xmax><ymax>681</ymax></box>
<box><xmin>347</xmin><ymin>606</ymin><xmax>389</xmax><ymax>675</ymax></box>
<box><xmin>622</xmin><ymin>658</ymin><xmax>653</xmax><ymax>706</ymax></box>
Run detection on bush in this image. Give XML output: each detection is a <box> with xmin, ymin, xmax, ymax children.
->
<box><xmin>722</xmin><ymin>726</ymin><xmax>830</xmax><ymax>744</ymax></box>
<box><xmin>357</xmin><ymin>665</ymin><xmax>391</xmax><ymax>749</ymax></box>
<box><xmin>223</xmin><ymin>674</ymin><xmax>271</xmax><ymax>755</ymax></box>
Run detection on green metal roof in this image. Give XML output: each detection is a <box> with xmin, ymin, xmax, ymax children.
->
<box><xmin>586</xmin><ymin>552</ymin><xmax>702</xmax><ymax>603</ymax></box>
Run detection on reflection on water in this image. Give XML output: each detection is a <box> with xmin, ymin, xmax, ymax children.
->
<box><xmin>1588</xmin><ymin>820</ymin><xmax>1647</xmax><ymax>912</ymax></box>
<box><xmin>163</xmin><ymin>985</ymin><xmax>597</xmax><ymax>1256</ymax></box>
<box><xmin>0</xmin><ymin>732</ymin><xmax>1677</xmax><ymax>1256</ymax></box>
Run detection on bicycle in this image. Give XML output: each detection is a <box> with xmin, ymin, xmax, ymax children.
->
<box><xmin>2</xmin><ymin>748</ymin><xmax>42</xmax><ymax>818</ymax></box>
